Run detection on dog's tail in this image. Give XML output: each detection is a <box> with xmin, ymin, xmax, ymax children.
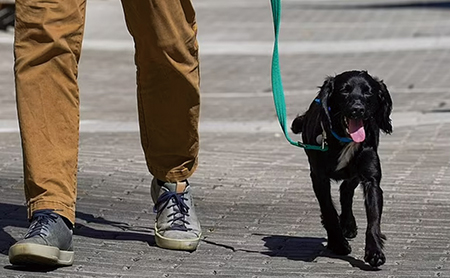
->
<box><xmin>291</xmin><ymin>115</ymin><xmax>304</xmax><ymax>134</ymax></box>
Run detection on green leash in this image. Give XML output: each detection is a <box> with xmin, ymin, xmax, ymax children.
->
<box><xmin>270</xmin><ymin>0</ymin><xmax>328</xmax><ymax>151</ymax></box>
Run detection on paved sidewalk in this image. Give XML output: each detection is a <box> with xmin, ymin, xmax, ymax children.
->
<box><xmin>1</xmin><ymin>0</ymin><xmax>450</xmax><ymax>277</ymax></box>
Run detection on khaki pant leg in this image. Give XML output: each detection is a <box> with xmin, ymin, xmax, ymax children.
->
<box><xmin>15</xmin><ymin>0</ymin><xmax>86</xmax><ymax>223</ymax></box>
<box><xmin>121</xmin><ymin>0</ymin><xmax>200</xmax><ymax>182</ymax></box>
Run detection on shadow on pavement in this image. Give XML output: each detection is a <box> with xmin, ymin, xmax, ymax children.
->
<box><xmin>203</xmin><ymin>233</ymin><xmax>379</xmax><ymax>271</ymax></box>
<box><xmin>0</xmin><ymin>202</ymin><xmax>155</xmax><ymax>257</ymax></box>
<box><xmin>0</xmin><ymin>3</ymin><xmax>15</xmax><ymax>31</ymax></box>
<box><xmin>257</xmin><ymin>233</ymin><xmax>378</xmax><ymax>271</ymax></box>
<box><xmin>3</xmin><ymin>264</ymin><xmax>61</xmax><ymax>273</ymax></box>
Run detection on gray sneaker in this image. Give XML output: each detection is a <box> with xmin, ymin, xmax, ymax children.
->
<box><xmin>151</xmin><ymin>179</ymin><xmax>202</xmax><ymax>251</ymax></box>
<box><xmin>9</xmin><ymin>210</ymin><xmax>74</xmax><ymax>266</ymax></box>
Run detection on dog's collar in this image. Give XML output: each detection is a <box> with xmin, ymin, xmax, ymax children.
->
<box><xmin>315</xmin><ymin>98</ymin><xmax>354</xmax><ymax>143</ymax></box>
<box><xmin>331</xmin><ymin>130</ymin><xmax>353</xmax><ymax>143</ymax></box>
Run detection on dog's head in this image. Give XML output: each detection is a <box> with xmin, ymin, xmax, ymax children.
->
<box><xmin>317</xmin><ymin>70</ymin><xmax>393</xmax><ymax>142</ymax></box>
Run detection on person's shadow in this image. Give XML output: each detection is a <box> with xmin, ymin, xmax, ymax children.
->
<box><xmin>0</xmin><ymin>202</ymin><xmax>155</xmax><ymax>271</ymax></box>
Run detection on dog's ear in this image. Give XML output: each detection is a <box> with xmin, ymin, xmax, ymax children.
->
<box><xmin>376</xmin><ymin>79</ymin><xmax>393</xmax><ymax>134</ymax></box>
<box><xmin>291</xmin><ymin>115</ymin><xmax>304</xmax><ymax>134</ymax></box>
<box><xmin>318</xmin><ymin>76</ymin><xmax>334</xmax><ymax>127</ymax></box>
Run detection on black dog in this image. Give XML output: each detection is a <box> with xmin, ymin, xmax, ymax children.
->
<box><xmin>291</xmin><ymin>70</ymin><xmax>392</xmax><ymax>267</ymax></box>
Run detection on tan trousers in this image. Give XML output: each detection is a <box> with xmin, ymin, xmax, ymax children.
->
<box><xmin>14</xmin><ymin>0</ymin><xmax>200</xmax><ymax>224</ymax></box>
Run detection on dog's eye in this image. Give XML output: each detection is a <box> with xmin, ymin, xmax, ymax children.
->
<box><xmin>339</xmin><ymin>85</ymin><xmax>351</xmax><ymax>95</ymax></box>
<box><xmin>362</xmin><ymin>88</ymin><xmax>374</xmax><ymax>97</ymax></box>
<box><xmin>359</xmin><ymin>85</ymin><xmax>372</xmax><ymax>95</ymax></box>
<box><xmin>341</xmin><ymin>84</ymin><xmax>352</xmax><ymax>92</ymax></box>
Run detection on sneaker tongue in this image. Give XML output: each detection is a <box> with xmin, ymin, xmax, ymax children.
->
<box><xmin>176</xmin><ymin>182</ymin><xmax>187</xmax><ymax>193</ymax></box>
<box><xmin>348</xmin><ymin>118</ymin><xmax>365</xmax><ymax>143</ymax></box>
<box><xmin>162</xmin><ymin>181</ymin><xmax>187</xmax><ymax>193</ymax></box>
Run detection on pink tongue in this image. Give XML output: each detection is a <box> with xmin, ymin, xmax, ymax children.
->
<box><xmin>348</xmin><ymin>119</ymin><xmax>365</xmax><ymax>143</ymax></box>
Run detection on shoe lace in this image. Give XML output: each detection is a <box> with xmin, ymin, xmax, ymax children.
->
<box><xmin>25</xmin><ymin>211</ymin><xmax>59</xmax><ymax>238</ymax></box>
<box><xmin>153</xmin><ymin>191</ymin><xmax>191</xmax><ymax>231</ymax></box>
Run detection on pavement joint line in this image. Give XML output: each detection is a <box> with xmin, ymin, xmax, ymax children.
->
<box><xmin>211</xmin><ymin>21</ymin><xmax>450</xmax><ymax>29</ymax></box>
<box><xmin>193</xmin><ymin>0</ymin><xmax>385</xmax><ymax>8</ymax></box>
<box><xmin>200</xmin><ymin>88</ymin><xmax>450</xmax><ymax>98</ymax></box>
<box><xmin>0</xmin><ymin>112</ymin><xmax>449</xmax><ymax>134</ymax></box>
<box><xmin>4</xmin><ymin>34</ymin><xmax>450</xmax><ymax>54</ymax></box>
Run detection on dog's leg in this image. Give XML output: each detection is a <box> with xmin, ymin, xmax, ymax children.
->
<box><xmin>359</xmin><ymin>151</ymin><xmax>386</xmax><ymax>267</ymax></box>
<box><xmin>311</xmin><ymin>171</ymin><xmax>351</xmax><ymax>255</ymax></box>
<box><xmin>339</xmin><ymin>178</ymin><xmax>359</xmax><ymax>239</ymax></box>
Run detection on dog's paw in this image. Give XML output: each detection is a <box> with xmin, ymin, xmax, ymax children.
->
<box><xmin>327</xmin><ymin>238</ymin><xmax>351</xmax><ymax>255</ymax></box>
<box><xmin>342</xmin><ymin>226</ymin><xmax>357</xmax><ymax>239</ymax></box>
<box><xmin>340</xmin><ymin>216</ymin><xmax>358</xmax><ymax>239</ymax></box>
<box><xmin>364</xmin><ymin>248</ymin><xmax>386</xmax><ymax>268</ymax></box>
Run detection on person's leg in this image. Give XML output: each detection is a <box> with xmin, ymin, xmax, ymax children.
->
<box><xmin>15</xmin><ymin>0</ymin><xmax>85</xmax><ymax>226</ymax></box>
<box><xmin>9</xmin><ymin>0</ymin><xmax>86</xmax><ymax>266</ymax></box>
<box><xmin>121</xmin><ymin>0</ymin><xmax>201</xmax><ymax>250</ymax></box>
<box><xmin>121</xmin><ymin>0</ymin><xmax>200</xmax><ymax>182</ymax></box>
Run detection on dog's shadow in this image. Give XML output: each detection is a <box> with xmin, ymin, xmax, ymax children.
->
<box><xmin>256</xmin><ymin>233</ymin><xmax>378</xmax><ymax>271</ymax></box>
<box><xmin>204</xmin><ymin>233</ymin><xmax>377</xmax><ymax>271</ymax></box>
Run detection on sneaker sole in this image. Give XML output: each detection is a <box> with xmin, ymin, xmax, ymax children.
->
<box><xmin>155</xmin><ymin>226</ymin><xmax>201</xmax><ymax>251</ymax></box>
<box><xmin>9</xmin><ymin>243</ymin><xmax>74</xmax><ymax>266</ymax></box>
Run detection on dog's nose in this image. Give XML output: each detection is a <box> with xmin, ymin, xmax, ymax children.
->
<box><xmin>350</xmin><ymin>106</ymin><xmax>365</xmax><ymax>118</ymax></box>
